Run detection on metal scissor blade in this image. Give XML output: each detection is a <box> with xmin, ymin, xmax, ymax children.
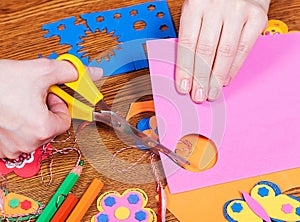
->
<box><xmin>92</xmin><ymin>110</ymin><xmax>191</xmax><ymax>170</ymax></box>
<box><xmin>95</xmin><ymin>99</ymin><xmax>111</xmax><ymax>112</ymax></box>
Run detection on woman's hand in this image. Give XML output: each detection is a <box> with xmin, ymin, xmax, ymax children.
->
<box><xmin>0</xmin><ymin>58</ymin><xmax>102</xmax><ymax>158</ymax></box>
<box><xmin>175</xmin><ymin>0</ymin><xmax>270</xmax><ymax>102</ymax></box>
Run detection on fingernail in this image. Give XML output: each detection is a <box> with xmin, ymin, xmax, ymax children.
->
<box><xmin>195</xmin><ymin>88</ymin><xmax>206</xmax><ymax>102</ymax></box>
<box><xmin>88</xmin><ymin>67</ymin><xmax>103</xmax><ymax>80</ymax></box>
<box><xmin>208</xmin><ymin>88</ymin><xmax>220</xmax><ymax>101</ymax></box>
<box><xmin>179</xmin><ymin>79</ymin><xmax>190</xmax><ymax>93</ymax></box>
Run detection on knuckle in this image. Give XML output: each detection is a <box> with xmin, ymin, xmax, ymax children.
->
<box><xmin>248</xmin><ymin>7</ymin><xmax>268</xmax><ymax>25</ymax></box>
<box><xmin>34</xmin><ymin>120</ymin><xmax>52</xmax><ymax>141</ymax></box>
<box><xmin>229</xmin><ymin>62</ymin><xmax>242</xmax><ymax>77</ymax></box>
<box><xmin>62</xmin><ymin>119</ymin><xmax>72</xmax><ymax>131</ymax></box>
<box><xmin>20</xmin><ymin>146</ymin><xmax>34</xmax><ymax>154</ymax></box>
<box><xmin>34</xmin><ymin>58</ymin><xmax>56</xmax><ymax>75</ymax></box>
<box><xmin>250</xmin><ymin>5</ymin><xmax>266</xmax><ymax>17</ymax></box>
<box><xmin>38</xmin><ymin>128</ymin><xmax>52</xmax><ymax>141</ymax></box>
<box><xmin>5</xmin><ymin>151</ymin><xmax>21</xmax><ymax>160</ymax></box>
<box><xmin>217</xmin><ymin>44</ymin><xmax>235</xmax><ymax>57</ymax></box>
<box><xmin>193</xmin><ymin>74</ymin><xmax>210</xmax><ymax>86</ymax></box>
<box><xmin>237</xmin><ymin>42</ymin><xmax>250</xmax><ymax>54</ymax></box>
<box><xmin>182</xmin><ymin>0</ymin><xmax>198</xmax><ymax>10</ymax></box>
<box><xmin>176</xmin><ymin>63</ymin><xmax>194</xmax><ymax>76</ymax></box>
<box><xmin>178</xmin><ymin>37</ymin><xmax>196</xmax><ymax>51</ymax></box>
<box><xmin>196</xmin><ymin>43</ymin><xmax>215</xmax><ymax>56</ymax></box>
<box><xmin>258</xmin><ymin>12</ymin><xmax>268</xmax><ymax>22</ymax></box>
<box><xmin>258</xmin><ymin>15</ymin><xmax>269</xmax><ymax>31</ymax></box>
<box><xmin>252</xmin><ymin>13</ymin><xmax>268</xmax><ymax>28</ymax></box>
<box><xmin>211</xmin><ymin>72</ymin><xmax>226</xmax><ymax>85</ymax></box>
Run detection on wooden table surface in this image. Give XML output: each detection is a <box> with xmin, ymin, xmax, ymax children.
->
<box><xmin>1</xmin><ymin>0</ymin><xmax>300</xmax><ymax>221</ymax></box>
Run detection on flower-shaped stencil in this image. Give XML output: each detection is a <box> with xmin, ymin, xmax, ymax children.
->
<box><xmin>92</xmin><ymin>188</ymin><xmax>157</xmax><ymax>222</ymax></box>
<box><xmin>0</xmin><ymin>143</ymin><xmax>52</xmax><ymax>178</ymax></box>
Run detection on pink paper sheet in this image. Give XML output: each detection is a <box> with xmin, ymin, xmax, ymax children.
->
<box><xmin>146</xmin><ymin>33</ymin><xmax>300</xmax><ymax>194</ymax></box>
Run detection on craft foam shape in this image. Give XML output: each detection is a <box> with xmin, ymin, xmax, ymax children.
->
<box><xmin>91</xmin><ymin>188</ymin><xmax>157</xmax><ymax>222</ymax></box>
<box><xmin>162</xmin><ymin>168</ymin><xmax>300</xmax><ymax>221</ymax></box>
<box><xmin>136</xmin><ymin>116</ymin><xmax>159</xmax><ymax>150</ymax></box>
<box><xmin>80</xmin><ymin>1</ymin><xmax>175</xmax><ymax>42</ymax></box>
<box><xmin>224</xmin><ymin>181</ymin><xmax>300</xmax><ymax>222</ymax></box>
<box><xmin>137</xmin><ymin>118</ymin><xmax>151</xmax><ymax>132</ymax></box>
<box><xmin>125</xmin><ymin>100</ymin><xmax>155</xmax><ymax>121</ymax></box>
<box><xmin>84</xmin><ymin>0</ymin><xmax>176</xmax><ymax>75</ymax></box>
<box><xmin>42</xmin><ymin>16</ymin><xmax>88</xmax><ymax>47</ymax></box>
<box><xmin>0</xmin><ymin>190</ymin><xmax>43</xmax><ymax>221</ymax></box>
<box><xmin>41</xmin><ymin>1</ymin><xmax>176</xmax><ymax>76</ymax></box>
<box><xmin>147</xmin><ymin>33</ymin><xmax>300</xmax><ymax>193</ymax></box>
<box><xmin>0</xmin><ymin>144</ymin><xmax>52</xmax><ymax>178</ymax></box>
<box><xmin>42</xmin><ymin>17</ymin><xmax>89</xmax><ymax>65</ymax></box>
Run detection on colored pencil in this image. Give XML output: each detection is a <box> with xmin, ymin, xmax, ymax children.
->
<box><xmin>36</xmin><ymin>161</ymin><xmax>84</xmax><ymax>222</ymax></box>
<box><xmin>66</xmin><ymin>178</ymin><xmax>104</xmax><ymax>221</ymax></box>
<box><xmin>50</xmin><ymin>193</ymin><xmax>78</xmax><ymax>222</ymax></box>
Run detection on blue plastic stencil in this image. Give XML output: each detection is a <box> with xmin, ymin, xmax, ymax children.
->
<box><xmin>41</xmin><ymin>0</ymin><xmax>176</xmax><ymax>76</ymax></box>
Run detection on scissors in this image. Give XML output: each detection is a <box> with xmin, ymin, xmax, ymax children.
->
<box><xmin>49</xmin><ymin>54</ymin><xmax>195</xmax><ymax>172</ymax></box>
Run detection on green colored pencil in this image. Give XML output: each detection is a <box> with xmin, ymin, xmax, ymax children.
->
<box><xmin>36</xmin><ymin>160</ymin><xmax>84</xmax><ymax>222</ymax></box>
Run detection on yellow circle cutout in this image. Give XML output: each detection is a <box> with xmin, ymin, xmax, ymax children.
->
<box><xmin>114</xmin><ymin>206</ymin><xmax>131</xmax><ymax>220</ymax></box>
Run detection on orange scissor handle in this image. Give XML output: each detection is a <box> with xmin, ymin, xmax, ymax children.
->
<box><xmin>49</xmin><ymin>54</ymin><xmax>103</xmax><ymax>121</ymax></box>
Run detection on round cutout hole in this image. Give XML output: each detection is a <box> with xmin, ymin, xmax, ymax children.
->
<box><xmin>114</xmin><ymin>13</ymin><xmax>121</xmax><ymax>19</ymax></box>
<box><xmin>130</xmin><ymin>9</ymin><xmax>138</xmax><ymax>16</ymax></box>
<box><xmin>97</xmin><ymin>16</ymin><xmax>104</xmax><ymax>22</ymax></box>
<box><xmin>133</xmin><ymin>21</ymin><xmax>146</xmax><ymax>31</ymax></box>
<box><xmin>156</xmin><ymin>12</ymin><xmax>165</xmax><ymax>18</ymax></box>
<box><xmin>148</xmin><ymin>5</ymin><xmax>156</xmax><ymax>11</ymax></box>
<box><xmin>58</xmin><ymin>24</ymin><xmax>65</xmax><ymax>31</ymax></box>
<box><xmin>160</xmin><ymin>24</ymin><xmax>168</xmax><ymax>31</ymax></box>
<box><xmin>175</xmin><ymin>134</ymin><xmax>218</xmax><ymax>172</ymax></box>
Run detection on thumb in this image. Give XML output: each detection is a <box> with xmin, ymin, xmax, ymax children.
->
<box><xmin>41</xmin><ymin>59</ymin><xmax>103</xmax><ymax>86</ymax></box>
<box><xmin>46</xmin><ymin>93</ymin><xmax>71</xmax><ymax>137</ymax></box>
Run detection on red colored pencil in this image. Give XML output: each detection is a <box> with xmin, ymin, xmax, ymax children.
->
<box><xmin>50</xmin><ymin>193</ymin><xmax>78</xmax><ymax>222</ymax></box>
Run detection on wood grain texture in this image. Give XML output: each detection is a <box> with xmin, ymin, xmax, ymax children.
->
<box><xmin>1</xmin><ymin>0</ymin><xmax>300</xmax><ymax>221</ymax></box>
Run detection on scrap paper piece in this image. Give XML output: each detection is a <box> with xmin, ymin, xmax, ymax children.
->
<box><xmin>0</xmin><ymin>144</ymin><xmax>52</xmax><ymax>178</ymax></box>
<box><xmin>125</xmin><ymin>100</ymin><xmax>155</xmax><ymax>121</ymax></box>
<box><xmin>163</xmin><ymin>168</ymin><xmax>300</xmax><ymax>222</ymax></box>
<box><xmin>41</xmin><ymin>1</ymin><xmax>176</xmax><ymax>76</ymax></box>
<box><xmin>147</xmin><ymin>33</ymin><xmax>300</xmax><ymax>193</ymax></box>
<box><xmin>224</xmin><ymin>180</ymin><xmax>300</xmax><ymax>222</ymax></box>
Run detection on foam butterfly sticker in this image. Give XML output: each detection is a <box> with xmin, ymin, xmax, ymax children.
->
<box><xmin>224</xmin><ymin>181</ymin><xmax>300</xmax><ymax>222</ymax></box>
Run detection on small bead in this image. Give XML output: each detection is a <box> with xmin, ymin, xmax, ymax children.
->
<box><xmin>79</xmin><ymin>160</ymin><xmax>84</xmax><ymax>166</ymax></box>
